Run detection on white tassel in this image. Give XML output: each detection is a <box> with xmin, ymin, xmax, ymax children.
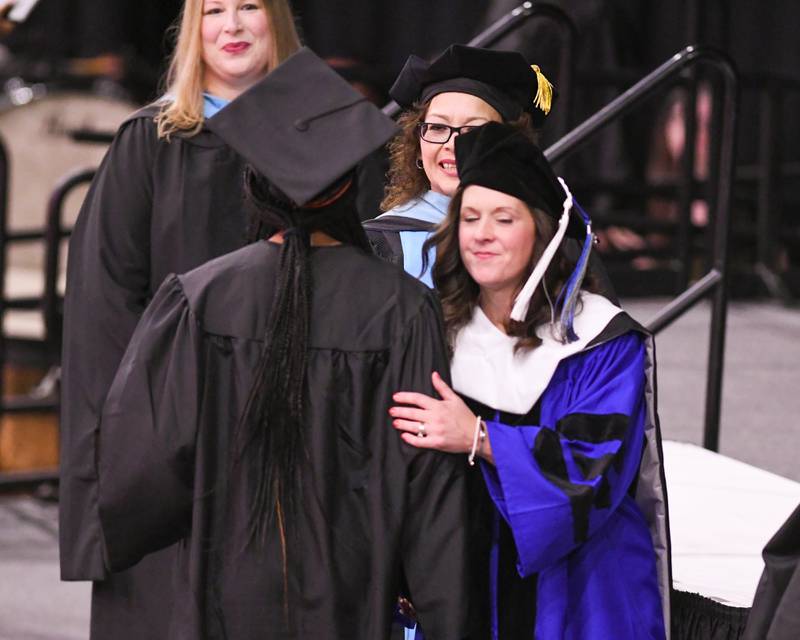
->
<box><xmin>510</xmin><ymin>177</ymin><xmax>573</xmax><ymax>322</ymax></box>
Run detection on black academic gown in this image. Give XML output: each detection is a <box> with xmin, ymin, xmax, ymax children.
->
<box><xmin>96</xmin><ymin>241</ymin><xmax>470</xmax><ymax>640</ymax></box>
<box><xmin>743</xmin><ymin>502</ymin><xmax>800</xmax><ymax>640</ymax></box>
<box><xmin>59</xmin><ymin>106</ymin><xmax>249</xmax><ymax>639</ymax></box>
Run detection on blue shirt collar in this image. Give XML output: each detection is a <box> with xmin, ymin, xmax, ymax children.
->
<box><xmin>203</xmin><ymin>93</ymin><xmax>231</xmax><ymax>118</ymax></box>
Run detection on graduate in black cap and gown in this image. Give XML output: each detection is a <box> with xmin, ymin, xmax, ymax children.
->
<box><xmin>389</xmin><ymin>122</ymin><xmax>670</xmax><ymax>639</ymax></box>
<box><xmin>94</xmin><ymin>48</ymin><xmax>470</xmax><ymax>640</ymax></box>
<box><xmin>743</xmin><ymin>502</ymin><xmax>800</xmax><ymax>640</ymax></box>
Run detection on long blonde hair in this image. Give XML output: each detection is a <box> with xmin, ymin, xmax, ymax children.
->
<box><xmin>155</xmin><ymin>0</ymin><xmax>301</xmax><ymax>139</ymax></box>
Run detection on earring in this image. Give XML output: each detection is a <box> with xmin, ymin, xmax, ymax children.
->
<box><xmin>415</xmin><ymin>158</ymin><xmax>423</xmax><ymax>170</ymax></box>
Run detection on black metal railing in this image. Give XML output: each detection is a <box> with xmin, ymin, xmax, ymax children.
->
<box><xmin>739</xmin><ymin>72</ymin><xmax>800</xmax><ymax>301</ymax></box>
<box><xmin>546</xmin><ymin>45</ymin><xmax>739</xmax><ymax>451</ymax></box>
<box><xmin>43</xmin><ymin>167</ymin><xmax>95</xmax><ymax>358</ymax></box>
<box><xmin>0</xmin><ymin>44</ymin><xmax>740</xmax><ymax>501</ymax></box>
<box><xmin>0</xmin><ymin>136</ymin><xmax>10</xmax><ymax>408</ymax></box>
<box><xmin>382</xmin><ymin>1</ymin><xmax>576</xmax><ymax>123</ymax></box>
<box><xmin>0</xmin><ymin>167</ymin><xmax>94</xmax><ymax>489</ymax></box>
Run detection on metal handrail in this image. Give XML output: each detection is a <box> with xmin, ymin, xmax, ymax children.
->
<box><xmin>0</xmin><ymin>167</ymin><xmax>94</xmax><ymax>490</ymax></box>
<box><xmin>545</xmin><ymin>45</ymin><xmax>739</xmax><ymax>451</ymax></box>
<box><xmin>43</xmin><ymin>167</ymin><xmax>95</xmax><ymax>355</ymax></box>
<box><xmin>381</xmin><ymin>1</ymin><xmax>576</xmax><ymax>119</ymax></box>
<box><xmin>0</xmin><ymin>135</ymin><xmax>10</xmax><ymax>407</ymax></box>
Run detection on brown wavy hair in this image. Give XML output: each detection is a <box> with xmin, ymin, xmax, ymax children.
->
<box><xmin>380</xmin><ymin>103</ymin><xmax>537</xmax><ymax>212</ymax></box>
<box><xmin>424</xmin><ymin>187</ymin><xmax>595</xmax><ymax>352</ymax></box>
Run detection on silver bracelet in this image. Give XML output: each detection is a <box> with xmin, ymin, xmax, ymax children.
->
<box><xmin>468</xmin><ymin>416</ymin><xmax>486</xmax><ymax>466</ymax></box>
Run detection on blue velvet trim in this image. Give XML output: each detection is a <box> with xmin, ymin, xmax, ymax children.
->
<box><xmin>558</xmin><ymin>200</ymin><xmax>594</xmax><ymax>342</ymax></box>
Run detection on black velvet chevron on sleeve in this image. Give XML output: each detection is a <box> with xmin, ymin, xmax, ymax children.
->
<box><xmin>555</xmin><ymin>412</ymin><xmax>629</xmax><ymax>444</ymax></box>
<box><xmin>532</xmin><ymin>412</ymin><xmax>632</xmax><ymax>544</ymax></box>
<box><xmin>533</xmin><ymin>428</ymin><xmax>595</xmax><ymax>544</ymax></box>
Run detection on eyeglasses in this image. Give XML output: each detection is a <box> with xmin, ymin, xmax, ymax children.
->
<box><xmin>417</xmin><ymin>122</ymin><xmax>480</xmax><ymax>144</ymax></box>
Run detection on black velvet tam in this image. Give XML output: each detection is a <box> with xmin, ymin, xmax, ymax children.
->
<box><xmin>389</xmin><ymin>44</ymin><xmax>554</xmax><ymax>126</ymax></box>
<box><xmin>455</xmin><ymin>122</ymin><xmax>585</xmax><ymax>238</ymax></box>
<box><xmin>206</xmin><ymin>47</ymin><xmax>398</xmax><ymax>207</ymax></box>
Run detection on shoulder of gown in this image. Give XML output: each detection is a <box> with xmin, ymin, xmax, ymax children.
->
<box><xmin>118</xmin><ymin>103</ymin><xmax>229</xmax><ymax>149</ymax></box>
<box><xmin>176</xmin><ymin>241</ymin><xmax>439</xmax><ymax>348</ymax></box>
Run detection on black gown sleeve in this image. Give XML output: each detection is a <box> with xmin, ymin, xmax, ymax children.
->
<box><xmin>96</xmin><ymin>275</ymin><xmax>203</xmax><ymax>573</ymax></box>
<box><xmin>396</xmin><ymin>292</ymin><xmax>471</xmax><ymax>640</ymax></box>
<box><xmin>59</xmin><ymin>116</ymin><xmax>157</xmax><ymax>580</ymax></box>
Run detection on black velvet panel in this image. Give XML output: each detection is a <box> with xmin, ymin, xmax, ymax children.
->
<box><xmin>573</xmin><ymin>452</ymin><xmax>616</xmax><ymax>481</ymax></box>
<box><xmin>586</xmin><ymin>311</ymin><xmax>648</xmax><ymax>350</ymax></box>
<box><xmin>497</xmin><ymin>519</ymin><xmax>537</xmax><ymax>639</ymax></box>
<box><xmin>363</xmin><ymin>216</ymin><xmax>437</xmax><ymax>267</ymax></box>
<box><xmin>556</xmin><ymin>412</ymin><xmax>629</xmax><ymax>444</ymax></box>
<box><xmin>593</xmin><ymin>477</ymin><xmax>613</xmax><ymax>510</ymax></box>
<box><xmin>463</xmin><ymin>396</ymin><xmax>542</xmax><ymax>428</ymax></box>
<box><xmin>533</xmin><ymin>428</ymin><xmax>593</xmax><ymax>544</ymax></box>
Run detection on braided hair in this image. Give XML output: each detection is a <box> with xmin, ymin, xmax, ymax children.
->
<box><xmin>236</xmin><ymin>166</ymin><xmax>369</xmax><ymax>602</ymax></box>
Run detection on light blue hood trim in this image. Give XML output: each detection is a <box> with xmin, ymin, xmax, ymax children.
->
<box><xmin>380</xmin><ymin>191</ymin><xmax>451</xmax><ymax>287</ymax></box>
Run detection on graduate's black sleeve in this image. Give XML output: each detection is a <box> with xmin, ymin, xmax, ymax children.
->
<box><xmin>97</xmin><ymin>275</ymin><xmax>203</xmax><ymax>573</ymax></box>
<box><xmin>59</xmin><ymin>117</ymin><xmax>156</xmax><ymax>580</ymax></box>
<box><xmin>397</xmin><ymin>292</ymin><xmax>471</xmax><ymax>640</ymax></box>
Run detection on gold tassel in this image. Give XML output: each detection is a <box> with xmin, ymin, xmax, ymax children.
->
<box><xmin>531</xmin><ymin>64</ymin><xmax>553</xmax><ymax>115</ymax></box>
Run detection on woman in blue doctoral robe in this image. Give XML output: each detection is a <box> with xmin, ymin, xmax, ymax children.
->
<box><xmin>389</xmin><ymin>122</ymin><xmax>670</xmax><ymax>639</ymax></box>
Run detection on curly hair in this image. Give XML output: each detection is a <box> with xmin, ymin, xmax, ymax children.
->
<box><xmin>380</xmin><ymin>103</ymin><xmax>429</xmax><ymax>211</ymax></box>
<box><xmin>424</xmin><ymin>186</ymin><xmax>595</xmax><ymax>352</ymax></box>
<box><xmin>380</xmin><ymin>104</ymin><xmax>537</xmax><ymax>212</ymax></box>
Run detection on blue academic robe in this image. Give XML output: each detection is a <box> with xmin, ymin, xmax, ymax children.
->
<box><xmin>451</xmin><ymin>293</ymin><xmax>670</xmax><ymax>639</ymax></box>
<box><xmin>477</xmin><ymin>332</ymin><xmax>665</xmax><ymax>639</ymax></box>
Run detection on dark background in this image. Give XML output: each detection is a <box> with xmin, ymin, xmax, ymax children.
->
<box><xmin>2</xmin><ymin>0</ymin><xmax>798</xmax><ymax>294</ymax></box>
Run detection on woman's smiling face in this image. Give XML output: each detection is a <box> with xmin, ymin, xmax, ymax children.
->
<box><xmin>458</xmin><ymin>184</ymin><xmax>537</xmax><ymax>297</ymax></box>
<box><xmin>419</xmin><ymin>92</ymin><xmax>502</xmax><ymax>197</ymax></box>
<box><xmin>201</xmin><ymin>0</ymin><xmax>272</xmax><ymax>100</ymax></box>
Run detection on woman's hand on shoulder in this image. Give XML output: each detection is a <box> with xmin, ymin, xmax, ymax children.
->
<box><xmin>390</xmin><ymin>372</ymin><xmax>476</xmax><ymax>454</ymax></box>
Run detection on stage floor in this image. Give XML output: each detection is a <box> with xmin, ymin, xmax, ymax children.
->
<box><xmin>664</xmin><ymin>440</ymin><xmax>800</xmax><ymax>608</ymax></box>
<box><xmin>624</xmin><ymin>299</ymin><xmax>800</xmax><ymax>483</ymax></box>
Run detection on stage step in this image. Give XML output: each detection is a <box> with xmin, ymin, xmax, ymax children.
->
<box><xmin>664</xmin><ymin>440</ymin><xmax>800</xmax><ymax>608</ymax></box>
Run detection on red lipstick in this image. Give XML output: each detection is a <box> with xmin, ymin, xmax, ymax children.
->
<box><xmin>223</xmin><ymin>42</ymin><xmax>250</xmax><ymax>53</ymax></box>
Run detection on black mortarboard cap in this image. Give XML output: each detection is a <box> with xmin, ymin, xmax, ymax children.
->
<box><xmin>455</xmin><ymin>122</ymin><xmax>584</xmax><ymax>238</ymax></box>
<box><xmin>389</xmin><ymin>44</ymin><xmax>555</xmax><ymax>126</ymax></box>
<box><xmin>206</xmin><ymin>47</ymin><xmax>398</xmax><ymax>206</ymax></box>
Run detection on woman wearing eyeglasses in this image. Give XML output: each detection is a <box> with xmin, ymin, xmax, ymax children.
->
<box><xmin>364</xmin><ymin>44</ymin><xmax>553</xmax><ymax>287</ymax></box>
